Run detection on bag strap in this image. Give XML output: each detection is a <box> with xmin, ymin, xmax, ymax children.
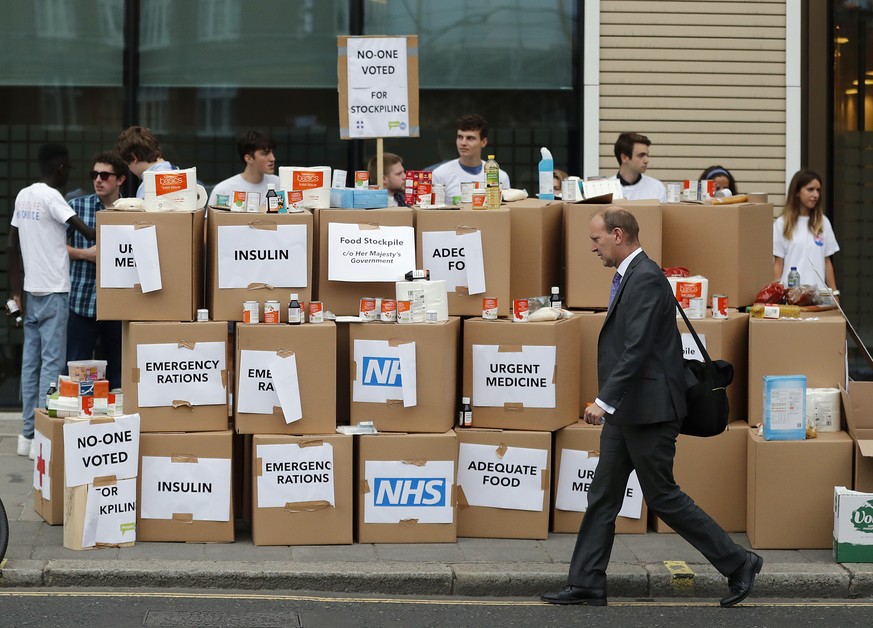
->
<box><xmin>675</xmin><ymin>303</ymin><xmax>714</xmax><ymax>367</ymax></box>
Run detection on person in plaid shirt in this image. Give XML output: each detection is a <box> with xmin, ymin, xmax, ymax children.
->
<box><xmin>66</xmin><ymin>151</ymin><xmax>128</xmax><ymax>389</ymax></box>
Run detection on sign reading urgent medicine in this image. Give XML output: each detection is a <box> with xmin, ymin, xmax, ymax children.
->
<box><xmin>338</xmin><ymin>35</ymin><xmax>419</xmax><ymax>139</ymax></box>
<box><xmin>136</xmin><ymin>342</ymin><xmax>226</xmax><ymax>408</ymax></box>
<box><xmin>99</xmin><ymin>224</ymin><xmax>162</xmax><ymax>292</ymax></box>
<box><xmin>217</xmin><ymin>224</ymin><xmax>308</xmax><ymax>289</ymax></box>
<box><xmin>555</xmin><ymin>449</ymin><xmax>643</xmax><ymax>519</ymax></box>
<box><xmin>328</xmin><ymin>223</ymin><xmax>416</xmax><ymax>282</ymax></box>
<box><xmin>353</xmin><ymin>339</ymin><xmax>417</xmax><ymax>407</ymax></box>
<box><xmin>472</xmin><ymin>344</ymin><xmax>557</xmax><ymax>408</ymax></box>
<box><xmin>364</xmin><ymin>459</ymin><xmax>454</xmax><ymax>524</ymax></box>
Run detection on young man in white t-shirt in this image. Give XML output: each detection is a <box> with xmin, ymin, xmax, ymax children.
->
<box><xmin>431</xmin><ymin>114</ymin><xmax>511</xmax><ymax>201</ymax></box>
<box><xmin>8</xmin><ymin>144</ymin><xmax>96</xmax><ymax>458</ymax></box>
<box><xmin>207</xmin><ymin>130</ymin><xmax>280</xmax><ymax>208</ymax></box>
<box><xmin>611</xmin><ymin>132</ymin><xmax>667</xmax><ymax>202</ymax></box>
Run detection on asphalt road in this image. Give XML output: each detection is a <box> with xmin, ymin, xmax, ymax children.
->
<box><xmin>2</xmin><ymin>590</ymin><xmax>873</xmax><ymax>627</ymax></box>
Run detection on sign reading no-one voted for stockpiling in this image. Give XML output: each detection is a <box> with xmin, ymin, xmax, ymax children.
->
<box><xmin>63</xmin><ymin>414</ymin><xmax>141</xmax><ymax>487</ymax></box>
<box><xmin>328</xmin><ymin>223</ymin><xmax>415</xmax><ymax>282</ymax></box>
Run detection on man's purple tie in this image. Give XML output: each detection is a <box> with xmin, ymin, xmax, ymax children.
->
<box><xmin>609</xmin><ymin>272</ymin><xmax>621</xmax><ymax>307</ymax></box>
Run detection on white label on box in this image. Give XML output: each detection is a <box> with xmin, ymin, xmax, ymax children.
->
<box><xmin>472</xmin><ymin>344</ymin><xmax>556</xmax><ymax>408</ymax></box>
<box><xmin>681</xmin><ymin>332</ymin><xmax>707</xmax><ymax>362</ymax></box>
<box><xmin>217</xmin><ymin>224</ymin><xmax>308</xmax><ymax>289</ymax></box>
<box><xmin>63</xmin><ymin>413</ymin><xmax>141</xmax><ymax>488</ymax></box>
<box><xmin>421</xmin><ymin>231</ymin><xmax>486</xmax><ymax>294</ymax></box>
<box><xmin>136</xmin><ymin>342</ymin><xmax>226</xmax><ymax>408</ymax></box>
<box><xmin>128</xmin><ymin>225</ymin><xmax>162</xmax><ymax>293</ymax></box>
<box><xmin>99</xmin><ymin>225</ymin><xmax>139</xmax><ymax>288</ymax></box>
<box><xmin>271</xmin><ymin>352</ymin><xmax>304</xmax><ymax>423</ymax></box>
<box><xmin>327</xmin><ymin>223</ymin><xmax>415</xmax><ymax>282</ymax></box>
<box><xmin>33</xmin><ymin>428</ymin><xmax>52</xmax><ymax>499</ymax></box>
<box><xmin>82</xmin><ymin>477</ymin><xmax>137</xmax><ymax>548</ymax></box>
<box><xmin>364</xmin><ymin>459</ymin><xmax>455</xmax><ymax>524</ymax></box>
<box><xmin>256</xmin><ymin>442</ymin><xmax>335</xmax><ymax>509</ymax></box>
<box><xmin>457</xmin><ymin>443</ymin><xmax>547</xmax><ymax>511</ymax></box>
<box><xmin>353</xmin><ymin>339</ymin><xmax>417</xmax><ymax>407</ymax></box>
<box><xmin>554</xmin><ymin>449</ymin><xmax>643</xmax><ymax>519</ymax></box>
<box><xmin>237</xmin><ymin>350</ymin><xmax>280</xmax><ymax>415</ymax></box>
<box><xmin>346</xmin><ymin>37</ymin><xmax>410</xmax><ymax>139</ymax></box>
<box><xmin>140</xmin><ymin>456</ymin><xmax>231</xmax><ymax>521</ymax></box>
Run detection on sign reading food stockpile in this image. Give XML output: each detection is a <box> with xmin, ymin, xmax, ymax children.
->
<box><xmin>96</xmin><ymin>209</ymin><xmax>204</xmax><ymax>321</ymax></box>
<box><xmin>252</xmin><ymin>435</ymin><xmax>352</xmax><ymax>546</ymax></box>
<box><xmin>123</xmin><ymin>322</ymin><xmax>228</xmax><ymax>432</ymax></box>
<box><xmin>456</xmin><ymin>430</ymin><xmax>551</xmax><ymax>539</ymax></box>
<box><xmin>62</xmin><ymin>414</ymin><xmax>140</xmax><ymax>550</ymax></box>
<box><xmin>207</xmin><ymin>211</ymin><xmax>312</xmax><ymax>322</ymax></box>
<box><xmin>338</xmin><ymin>35</ymin><xmax>419</xmax><ymax>139</ymax></box>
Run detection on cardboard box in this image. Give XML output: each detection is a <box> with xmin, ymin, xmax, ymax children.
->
<box><xmin>349</xmin><ymin>318</ymin><xmax>460</xmax><ymax>433</ymax></box>
<box><xmin>747</xmin><ymin>429</ymin><xmax>852</xmax><ymax>549</ymax></box>
<box><xmin>507</xmin><ymin>199</ymin><xmax>564</xmax><ymax>302</ymax></box>
<box><xmin>463</xmin><ymin>317</ymin><xmax>581</xmax><ymax>431</ymax></box>
<box><xmin>678</xmin><ymin>310</ymin><xmax>749</xmax><ymax>422</ymax></box>
<box><xmin>32</xmin><ymin>409</ymin><xmax>65</xmax><ymax>525</ymax></box>
<box><xmin>316</xmin><ymin>208</ymin><xmax>414</xmax><ymax>315</ymax></box>
<box><xmin>415</xmin><ymin>207</ymin><xmax>511</xmax><ymax>317</ymax></box>
<box><xmin>652</xmin><ymin>420</ymin><xmax>747</xmax><ymax>533</ymax></box>
<box><xmin>661</xmin><ymin>202</ymin><xmax>774</xmax><ymax>308</ymax></box>
<box><xmin>456</xmin><ymin>428</ymin><xmax>551</xmax><ymax>539</ymax></box>
<box><xmin>123</xmin><ymin>322</ymin><xmax>229</xmax><ymax>432</ymax></box>
<box><xmin>206</xmin><ymin>209</ymin><xmax>314</xmax><ymax>322</ymax></box>
<box><xmin>747</xmin><ymin>316</ymin><xmax>846</xmax><ymax>423</ymax></box>
<box><xmin>96</xmin><ymin>208</ymin><xmax>205</xmax><ymax>321</ymax></box>
<box><xmin>137</xmin><ymin>430</ymin><xmax>234</xmax><ymax>543</ymax></box>
<box><xmin>841</xmin><ymin>382</ymin><xmax>873</xmax><ymax>491</ymax></box>
<box><xmin>833</xmin><ymin>486</ymin><xmax>873</xmax><ymax>562</ymax></box>
<box><xmin>235</xmin><ymin>322</ymin><xmax>336</xmax><ymax>435</ymax></box>
<box><xmin>577</xmin><ymin>311</ymin><xmax>606</xmax><ymax>416</ymax></box>
<box><xmin>564</xmin><ymin>201</ymin><xmax>661</xmax><ymax>309</ymax></box>
<box><xmin>356</xmin><ymin>432</ymin><xmax>457</xmax><ymax>544</ymax></box>
<box><xmin>552</xmin><ymin>421</ymin><xmax>648</xmax><ymax>534</ymax></box>
<box><xmin>251</xmin><ymin>434</ymin><xmax>353</xmax><ymax>546</ymax></box>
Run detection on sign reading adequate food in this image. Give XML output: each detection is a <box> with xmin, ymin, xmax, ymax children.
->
<box><xmin>256</xmin><ymin>442</ymin><xmax>336</xmax><ymax>509</ymax></box>
<box><xmin>63</xmin><ymin>414</ymin><xmax>141</xmax><ymax>488</ymax></box>
<box><xmin>471</xmin><ymin>344</ymin><xmax>557</xmax><ymax>408</ymax></box>
<box><xmin>217</xmin><ymin>224</ymin><xmax>308</xmax><ymax>289</ymax></box>
<box><xmin>343</xmin><ymin>37</ymin><xmax>412</xmax><ymax>138</ymax></box>
<box><xmin>353</xmin><ymin>339</ymin><xmax>417</xmax><ymax>407</ymax></box>
<box><xmin>457</xmin><ymin>443</ymin><xmax>547</xmax><ymax>511</ymax></box>
<box><xmin>82</xmin><ymin>478</ymin><xmax>137</xmax><ymax>547</ymax></box>
<box><xmin>328</xmin><ymin>222</ymin><xmax>416</xmax><ymax>282</ymax></box>
<box><xmin>363</xmin><ymin>459</ymin><xmax>455</xmax><ymax>524</ymax></box>
<box><xmin>554</xmin><ymin>449</ymin><xmax>643</xmax><ymax>519</ymax></box>
<box><xmin>136</xmin><ymin>342</ymin><xmax>226</xmax><ymax>408</ymax></box>
<box><xmin>140</xmin><ymin>456</ymin><xmax>232</xmax><ymax>521</ymax></box>
<box><xmin>421</xmin><ymin>230</ymin><xmax>486</xmax><ymax>294</ymax></box>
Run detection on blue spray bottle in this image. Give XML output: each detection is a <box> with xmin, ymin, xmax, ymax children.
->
<box><xmin>538</xmin><ymin>147</ymin><xmax>554</xmax><ymax>200</ymax></box>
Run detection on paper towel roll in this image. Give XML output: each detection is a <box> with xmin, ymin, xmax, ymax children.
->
<box><xmin>196</xmin><ymin>184</ymin><xmax>207</xmax><ymax>209</ymax></box>
<box><xmin>395</xmin><ymin>280</ymin><xmax>449</xmax><ymax>321</ymax></box>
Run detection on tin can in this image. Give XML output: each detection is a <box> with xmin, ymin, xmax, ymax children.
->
<box><xmin>682</xmin><ymin>180</ymin><xmax>698</xmax><ymax>202</ymax></box>
<box><xmin>380</xmin><ymin>299</ymin><xmax>397</xmax><ymax>323</ymax></box>
<box><xmin>432</xmin><ymin>183</ymin><xmax>446</xmax><ymax>207</ymax></box>
<box><xmin>712</xmin><ymin>294</ymin><xmax>729</xmax><ymax>319</ymax></box>
<box><xmin>562</xmin><ymin>178</ymin><xmax>581</xmax><ymax>202</ymax></box>
<box><xmin>196</xmin><ymin>308</ymin><xmax>209</xmax><ymax>322</ymax></box>
<box><xmin>359</xmin><ymin>297</ymin><xmax>377</xmax><ymax>322</ymax></box>
<box><xmin>426</xmin><ymin>309</ymin><xmax>438</xmax><ymax>323</ymax></box>
<box><xmin>243</xmin><ymin>300</ymin><xmax>259</xmax><ymax>324</ymax></box>
<box><xmin>698</xmin><ymin>179</ymin><xmax>716</xmax><ymax>201</ymax></box>
<box><xmin>512</xmin><ymin>298</ymin><xmax>529</xmax><ymax>322</ymax></box>
<box><xmin>397</xmin><ymin>300</ymin><xmax>412</xmax><ymax>324</ymax></box>
<box><xmin>472</xmin><ymin>190</ymin><xmax>487</xmax><ymax>209</ymax></box>
<box><xmin>460</xmin><ymin>182</ymin><xmax>475</xmax><ymax>203</ymax></box>
<box><xmin>309</xmin><ymin>301</ymin><xmax>324</xmax><ymax>324</ymax></box>
<box><xmin>355</xmin><ymin>171</ymin><xmax>368</xmax><ymax>188</ymax></box>
<box><xmin>666</xmin><ymin>183</ymin><xmax>681</xmax><ymax>203</ymax></box>
<box><xmin>482</xmin><ymin>296</ymin><xmax>499</xmax><ymax>320</ymax></box>
<box><xmin>263</xmin><ymin>300</ymin><xmax>281</xmax><ymax>324</ymax></box>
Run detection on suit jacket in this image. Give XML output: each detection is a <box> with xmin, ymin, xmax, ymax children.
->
<box><xmin>597</xmin><ymin>251</ymin><xmax>687</xmax><ymax>425</ymax></box>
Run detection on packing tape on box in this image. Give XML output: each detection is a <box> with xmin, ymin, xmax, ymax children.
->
<box><xmin>177</xmin><ymin>339</ymin><xmax>196</xmax><ymax>350</ymax></box>
<box><xmin>387</xmin><ymin>338</ymin><xmax>413</xmax><ymax>348</ymax></box>
<box><xmin>386</xmin><ymin>399</ymin><xmax>403</xmax><ymax>406</ymax></box>
<box><xmin>248</xmin><ymin>220</ymin><xmax>278</xmax><ymax>231</ymax></box>
<box><xmin>93</xmin><ymin>475</ymin><xmax>118</xmax><ymax>486</ymax></box>
<box><xmin>399</xmin><ymin>518</ymin><xmax>419</xmax><ymax>527</ymax></box>
<box><xmin>272</xmin><ymin>405</ymin><xmax>283</xmax><ymax>415</ymax></box>
<box><xmin>172</xmin><ymin>400</ymin><xmax>193</xmax><ymax>408</ymax></box>
<box><xmin>454</xmin><ymin>226</ymin><xmax>479</xmax><ymax>236</ymax></box>
<box><xmin>170</xmin><ymin>454</ymin><xmax>198</xmax><ymax>464</ymax></box>
<box><xmin>456</xmin><ymin>286</ymin><xmax>471</xmax><ymax>296</ymax></box>
<box><xmin>541</xmin><ymin>468</ymin><xmax>549</xmax><ymax>491</ymax></box>
<box><xmin>172</xmin><ymin>512</ymin><xmax>194</xmax><ymax>523</ymax></box>
<box><xmin>401</xmin><ymin>459</ymin><xmax>427</xmax><ymax>467</ymax></box>
<box><xmin>355</xmin><ymin>222</ymin><xmax>381</xmax><ymax>231</ymax></box>
<box><xmin>456</xmin><ymin>485</ymin><xmax>470</xmax><ymax>509</ymax></box>
<box><xmin>88</xmin><ymin>416</ymin><xmax>116</xmax><ymax>425</ymax></box>
<box><xmin>247</xmin><ymin>282</ymin><xmax>276</xmax><ymax>290</ymax></box>
<box><xmin>495</xmin><ymin>443</ymin><xmax>508</xmax><ymax>458</ymax></box>
<box><xmin>283</xmin><ymin>500</ymin><xmax>331</xmax><ymax>513</ymax></box>
<box><xmin>132</xmin><ymin>367</ymin><xmax>140</xmax><ymax>384</ymax></box>
<box><xmin>503</xmin><ymin>402</ymin><xmax>524</xmax><ymax>411</ymax></box>
<box><xmin>361</xmin><ymin>479</ymin><xmax>371</xmax><ymax>494</ymax></box>
<box><xmin>498</xmin><ymin>345</ymin><xmax>523</xmax><ymax>353</ymax></box>
<box><xmin>298</xmin><ymin>439</ymin><xmax>325</xmax><ymax>448</ymax></box>
<box><xmin>276</xmin><ymin>349</ymin><xmax>295</xmax><ymax>359</ymax></box>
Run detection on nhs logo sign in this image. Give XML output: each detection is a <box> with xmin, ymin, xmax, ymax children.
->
<box><xmin>362</xmin><ymin>356</ymin><xmax>402</xmax><ymax>387</ymax></box>
<box><xmin>373</xmin><ymin>478</ymin><xmax>448</xmax><ymax>507</ymax></box>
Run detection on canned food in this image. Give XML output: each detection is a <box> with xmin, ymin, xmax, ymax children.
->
<box><xmin>397</xmin><ymin>300</ymin><xmax>412</xmax><ymax>324</ymax></box>
<box><xmin>359</xmin><ymin>297</ymin><xmax>377</xmax><ymax>322</ymax></box>
<box><xmin>472</xmin><ymin>190</ymin><xmax>487</xmax><ymax>209</ymax></box>
<box><xmin>698</xmin><ymin>179</ymin><xmax>716</xmax><ymax>201</ymax></box>
<box><xmin>432</xmin><ymin>183</ymin><xmax>446</xmax><ymax>207</ymax></box>
<box><xmin>355</xmin><ymin>171</ymin><xmax>368</xmax><ymax>188</ymax></box>
<box><xmin>482</xmin><ymin>296</ymin><xmax>499</xmax><ymax>320</ymax></box>
<box><xmin>263</xmin><ymin>300</ymin><xmax>281</xmax><ymax>324</ymax></box>
<box><xmin>243</xmin><ymin>300</ymin><xmax>260</xmax><ymax>324</ymax></box>
<box><xmin>682</xmin><ymin>180</ymin><xmax>698</xmax><ymax>202</ymax></box>
<box><xmin>712</xmin><ymin>294</ymin><xmax>729</xmax><ymax>319</ymax></box>
<box><xmin>460</xmin><ymin>182</ymin><xmax>475</xmax><ymax>203</ymax></box>
<box><xmin>196</xmin><ymin>308</ymin><xmax>209</xmax><ymax>322</ymax></box>
<box><xmin>380</xmin><ymin>299</ymin><xmax>397</xmax><ymax>323</ymax></box>
<box><xmin>512</xmin><ymin>298</ymin><xmax>529</xmax><ymax>322</ymax></box>
<box><xmin>666</xmin><ymin>182</ymin><xmax>681</xmax><ymax>203</ymax></box>
<box><xmin>309</xmin><ymin>301</ymin><xmax>324</xmax><ymax>324</ymax></box>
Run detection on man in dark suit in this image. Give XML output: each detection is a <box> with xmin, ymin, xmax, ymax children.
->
<box><xmin>541</xmin><ymin>206</ymin><xmax>762</xmax><ymax>608</ymax></box>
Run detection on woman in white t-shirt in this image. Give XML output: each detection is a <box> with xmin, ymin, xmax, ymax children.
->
<box><xmin>773</xmin><ymin>169</ymin><xmax>840</xmax><ymax>295</ymax></box>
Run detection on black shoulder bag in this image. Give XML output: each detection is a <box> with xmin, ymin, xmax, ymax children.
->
<box><xmin>676</xmin><ymin>305</ymin><xmax>733</xmax><ymax>437</ymax></box>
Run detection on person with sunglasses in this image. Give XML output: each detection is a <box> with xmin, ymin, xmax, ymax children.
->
<box><xmin>65</xmin><ymin>151</ymin><xmax>128</xmax><ymax>390</ymax></box>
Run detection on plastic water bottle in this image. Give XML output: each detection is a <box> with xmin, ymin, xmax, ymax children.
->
<box><xmin>787</xmin><ymin>266</ymin><xmax>800</xmax><ymax>288</ymax></box>
<box><xmin>485</xmin><ymin>154</ymin><xmax>501</xmax><ymax>209</ymax></box>
<box><xmin>538</xmin><ymin>147</ymin><xmax>554</xmax><ymax>200</ymax></box>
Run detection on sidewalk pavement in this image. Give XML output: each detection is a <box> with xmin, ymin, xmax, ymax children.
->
<box><xmin>3</xmin><ymin>414</ymin><xmax>873</xmax><ymax>600</ymax></box>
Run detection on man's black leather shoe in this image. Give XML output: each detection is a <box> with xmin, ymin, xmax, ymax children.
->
<box><xmin>541</xmin><ymin>585</ymin><xmax>607</xmax><ymax>606</ymax></box>
<box><xmin>720</xmin><ymin>551</ymin><xmax>763</xmax><ymax>607</ymax></box>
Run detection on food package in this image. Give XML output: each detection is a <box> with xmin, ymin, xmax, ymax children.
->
<box><xmin>668</xmin><ymin>275</ymin><xmax>708</xmax><ymax>319</ymax></box>
<box><xmin>143</xmin><ymin>168</ymin><xmax>206</xmax><ymax>211</ymax></box>
<box><xmin>806</xmin><ymin>387</ymin><xmax>841</xmax><ymax>434</ymax></box>
<box><xmin>279</xmin><ymin>166</ymin><xmax>331</xmax><ymax>209</ymax></box>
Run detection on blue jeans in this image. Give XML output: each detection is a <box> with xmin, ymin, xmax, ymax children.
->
<box><xmin>20</xmin><ymin>292</ymin><xmax>69</xmax><ymax>438</ymax></box>
<box><xmin>66</xmin><ymin>310</ymin><xmax>122</xmax><ymax>389</ymax></box>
